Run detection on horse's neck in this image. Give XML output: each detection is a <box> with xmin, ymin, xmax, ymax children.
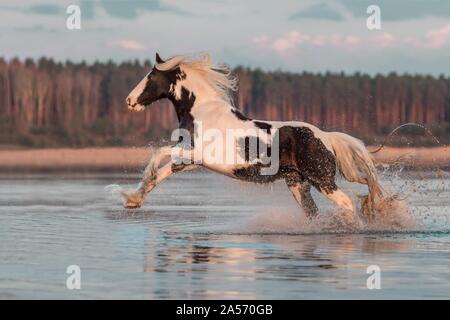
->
<box><xmin>171</xmin><ymin>79</ymin><xmax>232</xmax><ymax>122</ymax></box>
<box><xmin>185</xmin><ymin>80</ymin><xmax>222</xmax><ymax>106</ymax></box>
<box><xmin>192</xmin><ymin>98</ymin><xmax>233</xmax><ymax>118</ymax></box>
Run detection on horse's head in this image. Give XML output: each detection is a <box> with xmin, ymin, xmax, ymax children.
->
<box><xmin>127</xmin><ymin>52</ymin><xmax>237</xmax><ymax>112</ymax></box>
<box><xmin>126</xmin><ymin>53</ymin><xmax>185</xmax><ymax>111</ymax></box>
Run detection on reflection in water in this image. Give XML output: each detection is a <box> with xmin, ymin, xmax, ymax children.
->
<box><xmin>135</xmin><ymin>229</ymin><xmax>421</xmax><ymax>298</ymax></box>
<box><xmin>0</xmin><ymin>172</ymin><xmax>449</xmax><ymax>299</ymax></box>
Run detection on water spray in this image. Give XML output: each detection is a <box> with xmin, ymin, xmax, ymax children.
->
<box><xmin>370</xmin><ymin>122</ymin><xmax>441</xmax><ymax>154</ymax></box>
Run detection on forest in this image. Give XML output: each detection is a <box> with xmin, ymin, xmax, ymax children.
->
<box><xmin>0</xmin><ymin>57</ymin><xmax>449</xmax><ymax>148</ymax></box>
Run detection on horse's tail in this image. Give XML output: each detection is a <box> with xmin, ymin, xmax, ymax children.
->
<box><xmin>326</xmin><ymin>132</ymin><xmax>386</xmax><ymax>220</ymax></box>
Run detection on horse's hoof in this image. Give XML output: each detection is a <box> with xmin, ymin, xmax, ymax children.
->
<box><xmin>343</xmin><ymin>211</ymin><xmax>362</xmax><ymax>229</ymax></box>
<box><xmin>124</xmin><ymin>202</ymin><xmax>141</xmax><ymax>209</ymax></box>
<box><xmin>121</xmin><ymin>191</ymin><xmax>144</xmax><ymax>209</ymax></box>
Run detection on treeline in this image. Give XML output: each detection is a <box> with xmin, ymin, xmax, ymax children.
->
<box><xmin>0</xmin><ymin>57</ymin><xmax>449</xmax><ymax>147</ymax></box>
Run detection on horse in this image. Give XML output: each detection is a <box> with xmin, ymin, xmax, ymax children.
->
<box><xmin>122</xmin><ymin>53</ymin><xmax>391</xmax><ymax>223</ymax></box>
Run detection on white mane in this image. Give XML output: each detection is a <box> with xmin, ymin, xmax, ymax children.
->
<box><xmin>156</xmin><ymin>53</ymin><xmax>238</xmax><ymax>106</ymax></box>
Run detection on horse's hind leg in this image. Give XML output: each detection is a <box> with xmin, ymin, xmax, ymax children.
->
<box><xmin>321</xmin><ymin>188</ymin><xmax>355</xmax><ymax>212</ymax></box>
<box><xmin>319</xmin><ymin>187</ymin><xmax>359</xmax><ymax>225</ymax></box>
<box><xmin>286</xmin><ymin>180</ymin><xmax>318</xmax><ymax>218</ymax></box>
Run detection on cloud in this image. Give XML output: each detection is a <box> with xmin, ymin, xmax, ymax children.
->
<box><xmin>252</xmin><ymin>35</ymin><xmax>269</xmax><ymax>45</ymax></box>
<box><xmin>100</xmin><ymin>0</ymin><xmax>187</xmax><ymax>19</ymax></box>
<box><xmin>426</xmin><ymin>24</ymin><xmax>450</xmax><ymax>48</ymax></box>
<box><xmin>263</xmin><ymin>31</ymin><xmax>361</xmax><ymax>56</ymax></box>
<box><xmin>0</xmin><ymin>3</ymin><xmax>63</xmax><ymax>16</ymax></box>
<box><xmin>28</xmin><ymin>4</ymin><xmax>62</xmax><ymax>15</ymax></box>
<box><xmin>271</xmin><ymin>32</ymin><xmax>310</xmax><ymax>55</ymax></box>
<box><xmin>80</xmin><ymin>0</ymin><xmax>95</xmax><ymax>20</ymax></box>
<box><xmin>290</xmin><ymin>2</ymin><xmax>344</xmax><ymax>21</ymax></box>
<box><xmin>396</xmin><ymin>24</ymin><xmax>450</xmax><ymax>49</ymax></box>
<box><xmin>345</xmin><ymin>35</ymin><xmax>360</xmax><ymax>45</ymax></box>
<box><xmin>13</xmin><ymin>25</ymin><xmax>57</xmax><ymax>33</ymax></box>
<box><xmin>338</xmin><ymin>0</ymin><xmax>450</xmax><ymax>21</ymax></box>
<box><xmin>261</xmin><ymin>25</ymin><xmax>449</xmax><ymax>58</ymax></box>
<box><xmin>108</xmin><ymin>40</ymin><xmax>146</xmax><ymax>51</ymax></box>
<box><xmin>372</xmin><ymin>32</ymin><xmax>395</xmax><ymax>48</ymax></box>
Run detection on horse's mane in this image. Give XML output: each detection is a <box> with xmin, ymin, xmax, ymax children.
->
<box><xmin>156</xmin><ymin>53</ymin><xmax>238</xmax><ymax>106</ymax></box>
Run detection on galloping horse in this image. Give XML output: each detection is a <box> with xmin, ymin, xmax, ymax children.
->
<box><xmin>122</xmin><ymin>53</ymin><xmax>388</xmax><ymax>222</ymax></box>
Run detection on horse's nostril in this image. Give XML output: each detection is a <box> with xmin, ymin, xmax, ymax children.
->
<box><xmin>126</xmin><ymin>97</ymin><xmax>131</xmax><ymax>105</ymax></box>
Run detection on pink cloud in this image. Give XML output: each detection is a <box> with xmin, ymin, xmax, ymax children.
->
<box><xmin>252</xmin><ymin>35</ymin><xmax>269</xmax><ymax>45</ymax></box>
<box><xmin>372</xmin><ymin>32</ymin><xmax>395</xmax><ymax>48</ymax></box>
<box><xmin>345</xmin><ymin>35</ymin><xmax>360</xmax><ymax>45</ymax></box>
<box><xmin>108</xmin><ymin>40</ymin><xmax>146</xmax><ymax>51</ymax></box>
<box><xmin>329</xmin><ymin>34</ymin><xmax>343</xmax><ymax>46</ymax></box>
<box><xmin>426</xmin><ymin>24</ymin><xmax>450</xmax><ymax>48</ymax></box>
<box><xmin>267</xmin><ymin>31</ymin><xmax>361</xmax><ymax>56</ymax></box>
<box><xmin>252</xmin><ymin>27</ymin><xmax>450</xmax><ymax>58</ymax></box>
<box><xmin>271</xmin><ymin>31</ymin><xmax>310</xmax><ymax>55</ymax></box>
<box><xmin>311</xmin><ymin>35</ymin><xmax>327</xmax><ymax>46</ymax></box>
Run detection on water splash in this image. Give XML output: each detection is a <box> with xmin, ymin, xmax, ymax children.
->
<box><xmin>371</xmin><ymin>122</ymin><xmax>441</xmax><ymax>154</ymax></box>
<box><xmin>240</xmin><ymin>203</ymin><xmax>416</xmax><ymax>235</ymax></box>
<box><xmin>104</xmin><ymin>184</ymin><xmax>124</xmax><ymax>204</ymax></box>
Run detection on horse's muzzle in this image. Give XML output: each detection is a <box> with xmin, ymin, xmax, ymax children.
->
<box><xmin>127</xmin><ymin>103</ymin><xmax>145</xmax><ymax>112</ymax></box>
<box><xmin>126</xmin><ymin>97</ymin><xmax>143</xmax><ymax>111</ymax></box>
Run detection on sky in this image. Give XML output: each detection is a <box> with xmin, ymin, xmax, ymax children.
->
<box><xmin>1</xmin><ymin>0</ymin><xmax>450</xmax><ymax>75</ymax></box>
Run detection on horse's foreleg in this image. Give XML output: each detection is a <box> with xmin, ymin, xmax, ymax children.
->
<box><xmin>286</xmin><ymin>181</ymin><xmax>318</xmax><ymax>218</ymax></box>
<box><xmin>121</xmin><ymin>162</ymin><xmax>171</xmax><ymax>209</ymax></box>
<box><xmin>122</xmin><ymin>145</ymin><xmax>197</xmax><ymax>208</ymax></box>
<box><xmin>122</xmin><ymin>162</ymin><xmax>198</xmax><ymax>209</ymax></box>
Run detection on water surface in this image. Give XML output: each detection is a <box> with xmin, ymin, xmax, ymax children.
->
<box><xmin>0</xmin><ymin>171</ymin><xmax>449</xmax><ymax>299</ymax></box>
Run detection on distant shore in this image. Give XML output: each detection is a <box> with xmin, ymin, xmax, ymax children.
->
<box><xmin>0</xmin><ymin>146</ymin><xmax>449</xmax><ymax>172</ymax></box>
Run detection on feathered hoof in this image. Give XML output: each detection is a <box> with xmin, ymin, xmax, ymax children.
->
<box><xmin>358</xmin><ymin>193</ymin><xmax>414</xmax><ymax>229</ymax></box>
<box><xmin>121</xmin><ymin>191</ymin><xmax>144</xmax><ymax>209</ymax></box>
<box><xmin>341</xmin><ymin>210</ymin><xmax>362</xmax><ymax>230</ymax></box>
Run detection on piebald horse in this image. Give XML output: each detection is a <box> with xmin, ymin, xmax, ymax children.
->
<box><xmin>123</xmin><ymin>53</ymin><xmax>388</xmax><ymax>222</ymax></box>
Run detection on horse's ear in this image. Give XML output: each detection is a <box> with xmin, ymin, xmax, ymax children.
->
<box><xmin>155</xmin><ymin>53</ymin><xmax>164</xmax><ymax>64</ymax></box>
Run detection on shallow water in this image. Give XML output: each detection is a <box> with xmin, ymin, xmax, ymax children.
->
<box><xmin>0</xmin><ymin>170</ymin><xmax>449</xmax><ymax>299</ymax></box>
